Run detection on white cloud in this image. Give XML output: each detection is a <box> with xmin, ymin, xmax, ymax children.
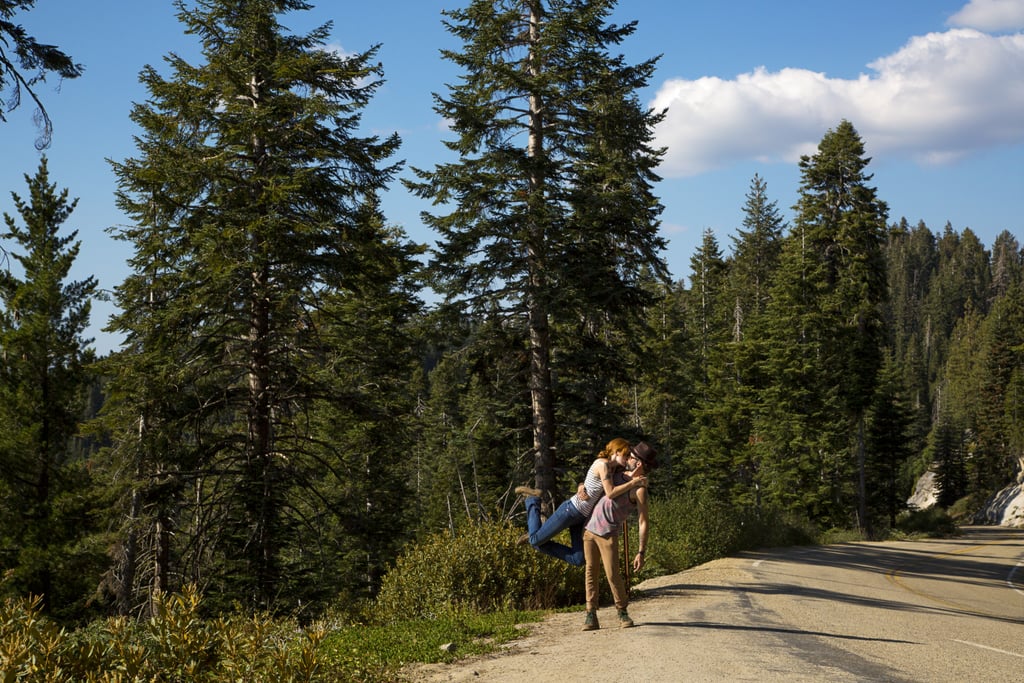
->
<box><xmin>323</xmin><ymin>42</ymin><xmax>355</xmax><ymax>59</ymax></box>
<box><xmin>652</xmin><ymin>28</ymin><xmax>1024</xmax><ymax>177</ymax></box>
<box><xmin>948</xmin><ymin>0</ymin><xmax>1024</xmax><ymax>31</ymax></box>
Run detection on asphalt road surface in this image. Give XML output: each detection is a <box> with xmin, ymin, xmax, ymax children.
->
<box><xmin>412</xmin><ymin>526</ymin><xmax>1024</xmax><ymax>682</ymax></box>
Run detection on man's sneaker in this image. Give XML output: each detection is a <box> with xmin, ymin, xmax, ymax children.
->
<box><xmin>515</xmin><ymin>485</ymin><xmax>543</xmax><ymax>497</ymax></box>
<box><xmin>517</xmin><ymin>532</ymin><xmax>530</xmax><ymax>546</ymax></box>
<box><xmin>617</xmin><ymin>608</ymin><xmax>634</xmax><ymax>628</ymax></box>
<box><xmin>582</xmin><ymin>610</ymin><xmax>599</xmax><ymax>631</ymax></box>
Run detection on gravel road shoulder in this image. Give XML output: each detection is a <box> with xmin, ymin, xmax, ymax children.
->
<box><xmin>403</xmin><ymin>556</ymin><xmax>752</xmax><ymax>683</ymax></box>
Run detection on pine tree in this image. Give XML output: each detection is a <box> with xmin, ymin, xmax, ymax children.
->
<box><xmin>99</xmin><ymin>0</ymin><xmax>413</xmax><ymax>613</ymax></box>
<box><xmin>930</xmin><ymin>413</ymin><xmax>967</xmax><ymax>508</ymax></box>
<box><xmin>0</xmin><ymin>157</ymin><xmax>101</xmax><ymax>617</ymax></box>
<box><xmin>759</xmin><ymin>120</ymin><xmax>889</xmax><ymax>528</ymax></box>
<box><xmin>924</xmin><ymin>225</ymin><xmax>992</xmax><ymax>387</ymax></box>
<box><xmin>865</xmin><ymin>353</ymin><xmax>915</xmax><ymax>528</ymax></box>
<box><xmin>628</xmin><ymin>277</ymin><xmax>694</xmax><ymax>491</ymax></box>
<box><xmin>301</xmin><ymin>214</ymin><xmax>423</xmax><ymax>599</ymax></box>
<box><xmin>684</xmin><ymin>229</ymin><xmax>735</xmax><ymax>494</ymax></box>
<box><xmin>883</xmin><ymin>219</ymin><xmax>936</xmax><ymax>456</ymax></box>
<box><xmin>717</xmin><ymin>175</ymin><xmax>786</xmax><ymax>505</ymax></box>
<box><xmin>989</xmin><ymin>230</ymin><xmax>1022</xmax><ymax>301</ymax></box>
<box><xmin>970</xmin><ymin>281</ymin><xmax>1024</xmax><ymax>493</ymax></box>
<box><xmin>407</xmin><ymin>0</ymin><xmax>667</xmax><ymax>495</ymax></box>
<box><xmin>729</xmin><ymin>174</ymin><xmax>785</xmax><ymax>330</ymax></box>
<box><xmin>410</xmin><ymin>311</ymin><xmax>532</xmax><ymax>534</ymax></box>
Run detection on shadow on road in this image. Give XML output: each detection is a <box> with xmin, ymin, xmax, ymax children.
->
<box><xmin>635</xmin><ymin>526</ymin><xmax>1024</xmax><ymax>626</ymax></box>
<box><xmin>641</xmin><ymin>620</ymin><xmax>918</xmax><ymax>644</ymax></box>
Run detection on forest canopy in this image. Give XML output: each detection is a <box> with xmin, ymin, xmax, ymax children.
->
<box><xmin>0</xmin><ymin>0</ymin><xmax>1021</xmax><ymax>628</ymax></box>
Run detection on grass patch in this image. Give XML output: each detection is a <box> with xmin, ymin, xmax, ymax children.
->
<box><xmin>320</xmin><ymin>609</ymin><xmax>544</xmax><ymax>680</ymax></box>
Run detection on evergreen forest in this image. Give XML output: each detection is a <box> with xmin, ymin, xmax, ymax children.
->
<box><xmin>2</xmin><ymin>0</ymin><xmax>1022</xmax><ymax>639</ymax></box>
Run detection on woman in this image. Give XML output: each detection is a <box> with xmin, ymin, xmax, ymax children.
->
<box><xmin>581</xmin><ymin>441</ymin><xmax>656</xmax><ymax>630</ymax></box>
<box><xmin>516</xmin><ymin>437</ymin><xmax>645</xmax><ymax>566</ymax></box>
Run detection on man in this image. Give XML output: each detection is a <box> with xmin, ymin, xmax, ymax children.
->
<box><xmin>580</xmin><ymin>441</ymin><xmax>657</xmax><ymax>630</ymax></box>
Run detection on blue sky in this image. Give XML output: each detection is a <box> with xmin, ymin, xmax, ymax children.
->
<box><xmin>2</xmin><ymin>0</ymin><xmax>1023</xmax><ymax>354</ymax></box>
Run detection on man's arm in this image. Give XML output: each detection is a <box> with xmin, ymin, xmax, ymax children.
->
<box><xmin>632</xmin><ymin>486</ymin><xmax>649</xmax><ymax>572</ymax></box>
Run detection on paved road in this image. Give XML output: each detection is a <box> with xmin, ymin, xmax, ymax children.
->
<box><xmin>416</xmin><ymin>526</ymin><xmax>1024</xmax><ymax>682</ymax></box>
<box><xmin>706</xmin><ymin>525</ymin><xmax>1024</xmax><ymax>681</ymax></box>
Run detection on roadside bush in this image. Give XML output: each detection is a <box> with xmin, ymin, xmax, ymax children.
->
<box><xmin>645</xmin><ymin>488</ymin><xmax>744</xmax><ymax>574</ymax></box>
<box><xmin>948</xmin><ymin>493</ymin><xmax>989</xmax><ymax>522</ymax></box>
<box><xmin>735</xmin><ymin>506</ymin><xmax>818</xmax><ymax>549</ymax></box>
<box><xmin>817</xmin><ymin>527</ymin><xmax>866</xmax><ymax>544</ymax></box>
<box><xmin>644</xmin><ymin>491</ymin><xmax>819</xmax><ymax>576</ymax></box>
<box><xmin>374</xmin><ymin>520</ymin><xmax>583</xmax><ymax>622</ymax></box>
<box><xmin>895</xmin><ymin>507</ymin><xmax>959</xmax><ymax>537</ymax></box>
<box><xmin>0</xmin><ymin>587</ymin><xmax>338</xmax><ymax>682</ymax></box>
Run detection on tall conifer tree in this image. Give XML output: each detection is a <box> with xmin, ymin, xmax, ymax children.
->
<box><xmin>0</xmin><ymin>157</ymin><xmax>99</xmax><ymax>617</ymax></box>
<box><xmin>883</xmin><ymin>219</ymin><xmax>936</xmax><ymax>453</ymax></box>
<box><xmin>759</xmin><ymin>120</ymin><xmax>888</xmax><ymax>527</ymax></box>
<box><xmin>685</xmin><ymin>229</ymin><xmax>734</xmax><ymax>493</ymax></box>
<box><xmin>408</xmin><ymin>0</ymin><xmax>667</xmax><ymax>494</ymax></box>
<box><xmin>689</xmin><ymin>175</ymin><xmax>786</xmax><ymax>506</ymax></box>
<box><xmin>865</xmin><ymin>353</ymin><xmax>915</xmax><ymax>527</ymax></box>
<box><xmin>630</xmin><ymin>278</ymin><xmax>694</xmax><ymax>489</ymax></box>
<box><xmin>100</xmin><ymin>0</ymin><xmax>413</xmax><ymax>612</ymax></box>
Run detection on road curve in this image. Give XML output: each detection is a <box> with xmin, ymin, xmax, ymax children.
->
<box><xmin>413</xmin><ymin>526</ymin><xmax>1024</xmax><ymax>682</ymax></box>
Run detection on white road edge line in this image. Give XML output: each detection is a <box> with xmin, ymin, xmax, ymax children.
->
<box><xmin>1008</xmin><ymin>559</ymin><xmax>1024</xmax><ymax>597</ymax></box>
<box><xmin>952</xmin><ymin>640</ymin><xmax>1024</xmax><ymax>659</ymax></box>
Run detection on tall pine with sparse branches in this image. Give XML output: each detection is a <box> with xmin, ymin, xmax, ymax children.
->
<box><xmin>407</xmin><ymin>0</ymin><xmax>668</xmax><ymax>496</ymax></box>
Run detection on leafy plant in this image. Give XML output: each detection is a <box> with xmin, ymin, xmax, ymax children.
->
<box><xmin>375</xmin><ymin>521</ymin><xmax>583</xmax><ymax>621</ymax></box>
<box><xmin>643</xmin><ymin>490</ymin><xmax>818</xmax><ymax>575</ymax></box>
<box><xmin>895</xmin><ymin>507</ymin><xmax>959</xmax><ymax>537</ymax></box>
<box><xmin>0</xmin><ymin>586</ymin><xmax>342</xmax><ymax>682</ymax></box>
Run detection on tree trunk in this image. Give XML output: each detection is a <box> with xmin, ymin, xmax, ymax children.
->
<box><xmin>856</xmin><ymin>413</ymin><xmax>868</xmax><ymax>536</ymax></box>
<box><xmin>529</xmin><ymin>302</ymin><xmax>557</xmax><ymax>494</ymax></box>
<box><xmin>248</xmin><ymin>262</ymin><xmax>275</xmax><ymax>608</ymax></box>
<box><xmin>526</xmin><ymin>1</ymin><xmax>556</xmax><ymax>496</ymax></box>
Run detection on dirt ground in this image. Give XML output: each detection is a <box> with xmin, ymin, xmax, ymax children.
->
<box><xmin>402</xmin><ymin>557</ymin><xmax>750</xmax><ymax>683</ymax></box>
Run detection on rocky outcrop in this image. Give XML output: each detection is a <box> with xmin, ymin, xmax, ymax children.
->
<box><xmin>972</xmin><ymin>482</ymin><xmax>1024</xmax><ymax>527</ymax></box>
<box><xmin>908</xmin><ymin>469</ymin><xmax>1024</xmax><ymax>527</ymax></box>
<box><xmin>907</xmin><ymin>470</ymin><xmax>938</xmax><ymax>511</ymax></box>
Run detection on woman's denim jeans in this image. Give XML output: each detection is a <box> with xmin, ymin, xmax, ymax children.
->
<box><xmin>525</xmin><ymin>496</ymin><xmax>585</xmax><ymax>566</ymax></box>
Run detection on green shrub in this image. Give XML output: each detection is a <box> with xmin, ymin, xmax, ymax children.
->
<box><xmin>817</xmin><ymin>527</ymin><xmax>866</xmax><ymax>544</ymax></box>
<box><xmin>895</xmin><ymin>507</ymin><xmax>960</xmax><ymax>537</ymax></box>
<box><xmin>0</xmin><ymin>594</ymin><xmax>66</xmax><ymax>679</ymax></box>
<box><xmin>0</xmin><ymin>587</ymin><xmax>342</xmax><ymax>682</ymax></box>
<box><xmin>643</xmin><ymin>491</ymin><xmax>819</xmax><ymax>576</ymax></box>
<box><xmin>948</xmin><ymin>493</ymin><xmax>988</xmax><ymax>522</ymax></box>
<box><xmin>375</xmin><ymin>520</ymin><xmax>583</xmax><ymax>622</ymax></box>
<box><xmin>645</xmin><ymin>488</ymin><xmax>745</xmax><ymax>574</ymax></box>
<box><xmin>0</xmin><ymin>578</ymin><xmax>550</xmax><ymax>683</ymax></box>
<box><xmin>735</xmin><ymin>506</ymin><xmax>818</xmax><ymax>549</ymax></box>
